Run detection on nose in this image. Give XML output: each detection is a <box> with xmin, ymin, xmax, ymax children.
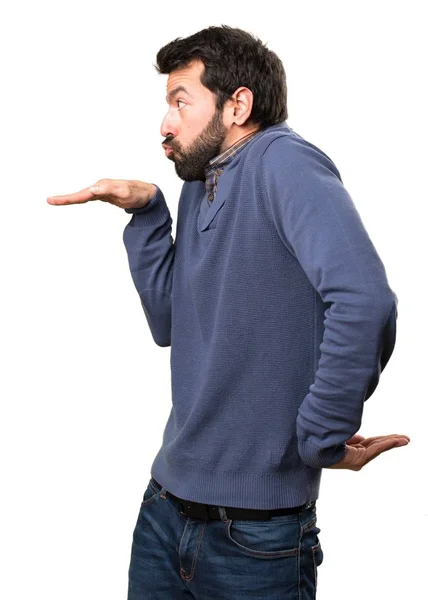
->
<box><xmin>160</xmin><ymin>106</ymin><xmax>179</xmax><ymax>139</ymax></box>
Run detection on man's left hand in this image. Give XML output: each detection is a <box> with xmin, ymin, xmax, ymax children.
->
<box><xmin>328</xmin><ymin>433</ymin><xmax>410</xmax><ymax>471</ymax></box>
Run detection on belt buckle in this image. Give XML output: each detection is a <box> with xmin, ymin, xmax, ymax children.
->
<box><xmin>178</xmin><ymin>499</ymin><xmax>209</xmax><ymax>520</ymax></box>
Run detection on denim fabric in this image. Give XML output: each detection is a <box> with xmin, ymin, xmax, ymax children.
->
<box><xmin>127</xmin><ymin>477</ymin><xmax>324</xmax><ymax>599</ymax></box>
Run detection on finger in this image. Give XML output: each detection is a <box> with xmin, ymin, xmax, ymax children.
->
<box><xmin>361</xmin><ymin>434</ymin><xmax>410</xmax><ymax>448</ymax></box>
<box><xmin>363</xmin><ymin>437</ymin><xmax>408</xmax><ymax>466</ymax></box>
<box><xmin>47</xmin><ymin>186</ymin><xmax>98</xmax><ymax>205</ymax></box>
<box><xmin>358</xmin><ymin>436</ymin><xmax>387</xmax><ymax>448</ymax></box>
<box><xmin>357</xmin><ymin>434</ymin><xmax>398</xmax><ymax>446</ymax></box>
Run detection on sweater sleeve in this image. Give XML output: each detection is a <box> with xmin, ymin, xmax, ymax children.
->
<box><xmin>122</xmin><ymin>185</ymin><xmax>174</xmax><ymax>347</ymax></box>
<box><xmin>262</xmin><ymin>136</ymin><xmax>398</xmax><ymax>469</ymax></box>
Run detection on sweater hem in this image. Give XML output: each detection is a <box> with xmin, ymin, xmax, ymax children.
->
<box><xmin>150</xmin><ymin>450</ymin><xmax>321</xmax><ymax>510</ymax></box>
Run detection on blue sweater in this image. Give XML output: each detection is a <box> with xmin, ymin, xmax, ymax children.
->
<box><xmin>123</xmin><ymin>122</ymin><xmax>397</xmax><ymax>509</ymax></box>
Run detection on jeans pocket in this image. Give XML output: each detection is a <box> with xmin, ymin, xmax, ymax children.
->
<box><xmin>224</xmin><ymin>514</ymin><xmax>300</xmax><ymax>559</ymax></box>
<box><xmin>140</xmin><ymin>477</ymin><xmax>162</xmax><ymax>507</ymax></box>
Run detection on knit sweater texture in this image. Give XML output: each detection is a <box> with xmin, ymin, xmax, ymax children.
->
<box><xmin>123</xmin><ymin>122</ymin><xmax>397</xmax><ymax>509</ymax></box>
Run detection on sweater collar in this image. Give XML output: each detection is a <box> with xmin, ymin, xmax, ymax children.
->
<box><xmin>204</xmin><ymin>129</ymin><xmax>262</xmax><ymax>201</ymax></box>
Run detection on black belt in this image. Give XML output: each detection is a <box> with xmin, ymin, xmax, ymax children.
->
<box><xmin>152</xmin><ymin>477</ymin><xmax>314</xmax><ymax>521</ymax></box>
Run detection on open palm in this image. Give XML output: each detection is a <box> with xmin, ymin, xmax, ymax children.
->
<box><xmin>328</xmin><ymin>433</ymin><xmax>410</xmax><ymax>471</ymax></box>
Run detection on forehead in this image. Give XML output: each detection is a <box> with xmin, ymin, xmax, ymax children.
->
<box><xmin>166</xmin><ymin>59</ymin><xmax>212</xmax><ymax>98</ymax></box>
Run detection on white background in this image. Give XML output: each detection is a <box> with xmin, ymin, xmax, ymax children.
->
<box><xmin>1</xmin><ymin>1</ymin><xmax>426</xmax><ymax>598</ymax></box>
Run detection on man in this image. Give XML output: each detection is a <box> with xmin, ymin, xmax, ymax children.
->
<box><xmin>47</xmin><ymin>25</ymin><xmax>409</xmax><ymax>600</ymax></box>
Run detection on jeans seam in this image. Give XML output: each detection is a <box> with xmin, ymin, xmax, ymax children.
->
<box><xmin>312</xmin><ymin>544</ymin><xmax>319</xmax><ymax>598</ymax></box>
<box><xmin>297</xmin><ymin>512</ymin><xmax>303</xmax><ymax>600</ymax></box>
<box><xmin>188</xmin><ymin>521</ymin><xmax>206</xmax><ymax>582</ymax></box>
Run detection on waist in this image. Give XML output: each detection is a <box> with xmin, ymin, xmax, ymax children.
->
<box><xmin>152</xmin><ymin>477</ymin><xmax>315</xmax><ymax>521</ymax></box>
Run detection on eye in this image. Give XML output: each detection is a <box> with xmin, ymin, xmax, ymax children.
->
<box><xmin>176</xmin><ymin>99</ymin><xmax>187</xmax><ymax>110</ymax></box>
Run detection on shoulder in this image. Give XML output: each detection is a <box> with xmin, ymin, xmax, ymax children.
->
<box><xmin>250</xmin><ymin>124</ymin><xmax>342</xmax><ymax>181</ymax></box>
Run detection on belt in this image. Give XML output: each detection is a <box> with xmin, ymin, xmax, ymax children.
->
<box><xmin>152</xmin><ymin>477</ymin><xmax>314</xmax><ymax>521</ymax></box>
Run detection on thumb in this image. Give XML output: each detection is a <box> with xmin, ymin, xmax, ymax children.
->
<box><xmin>88</xmin><ymin>179</ymin><xmax>113</xmax><ymax>196</ymax></box>
<box><xmin>346</xmin><ymin>434</ymin><xmax>365</xmax><ymax>445</ymax></box>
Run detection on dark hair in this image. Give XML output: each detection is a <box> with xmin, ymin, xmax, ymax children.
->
<box><xmin>155</xmin><ymin>25</ymin><xmax>288</xmax><ymax>128</ymax></box>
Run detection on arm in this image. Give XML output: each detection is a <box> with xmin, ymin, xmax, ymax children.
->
<box><xmin>262</xmin><ymin>136</ymin><xmax>398</xmax><ymax>469</ymax></box>
<box><xmin>123</xmin><ymin>186</ymin><xmax>174</xmax><ymax>347</ymax></box>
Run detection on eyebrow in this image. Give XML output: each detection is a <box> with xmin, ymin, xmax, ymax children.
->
<box><xmin>166</xmin><ymin>85</ymin><xmax>191</xmax><ymax>103</ymax></box>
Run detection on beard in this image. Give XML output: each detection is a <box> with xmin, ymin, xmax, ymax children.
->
<box><xmin>165</xmin><ymin>108</ymin><xmax>228</xmax><ymax>181</ymax></box>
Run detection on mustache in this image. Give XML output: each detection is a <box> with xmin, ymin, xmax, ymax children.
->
<box><xmin>162</xmin><ymin>135</ymin><xmax>175</xmax><ymax>146</ymax></box>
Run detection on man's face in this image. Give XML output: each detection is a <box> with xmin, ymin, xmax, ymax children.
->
<box><xmin>161</xmin><ymin>60</ymin><xmax>228</xmax><ymax>181</ymax></box>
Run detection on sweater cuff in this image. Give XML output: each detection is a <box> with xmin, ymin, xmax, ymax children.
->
<box><xmin>298</xmin><ymin>440</ymin><xmax>347</xmax><ymax>469</ymax></box>
<box><xmin>124</xmin><ymin>186</ymin><xmax>170</xmax><ymax>226</ymax></box>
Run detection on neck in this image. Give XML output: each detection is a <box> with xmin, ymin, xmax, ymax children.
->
<box><xmin>220</xmin><ymin>125</ymin><xmax>260</xmax><ymax>153</ymax></box>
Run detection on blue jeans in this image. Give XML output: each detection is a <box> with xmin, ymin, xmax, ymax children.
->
<box><xmin>127</xmin><ymin>477</ymin><xmax>324</xmax><ymax>599</ymax></box>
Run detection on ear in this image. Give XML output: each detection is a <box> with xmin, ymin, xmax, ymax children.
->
<box><xmin>224</xmin><ymin>87</ymin><xmax>254</xmax><ymax>126</ymax></box>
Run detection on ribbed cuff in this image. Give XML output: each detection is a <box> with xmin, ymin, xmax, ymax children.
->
<box><xmin>124</xmin><ymin>186</ymin><xmax>170</xmax><ymax>226</ymax></box>
<box><xmin>298</xmin><ymin>440</ymin><xmax>347</xmax><ymax>469</ymax></box>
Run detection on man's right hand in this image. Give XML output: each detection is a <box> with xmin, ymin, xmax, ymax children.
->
<box><xmin>47</xmin><ymin>179</ymin><xmax>157</xmax><ymax>210</ymax></box>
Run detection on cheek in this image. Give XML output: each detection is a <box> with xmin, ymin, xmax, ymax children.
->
<box><xmin>178</xmin><ymin>103</ymin><xmax>216</xmax><ymax>147</ymax></box>
<box><xmin>180</xmin><ymin>122</ymin><xmax>202</xmax><ymax>148</ymax></box>
<box><xmin>184</xmin><ymin>113</ymin><xmax>211</xmax><ymax>140</ymax></box>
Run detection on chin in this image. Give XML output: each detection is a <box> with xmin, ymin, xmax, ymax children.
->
<box><xmin>173</xmin><ymin>156</ymin><xmax>206</xmax><ymax>182</ymax></box>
